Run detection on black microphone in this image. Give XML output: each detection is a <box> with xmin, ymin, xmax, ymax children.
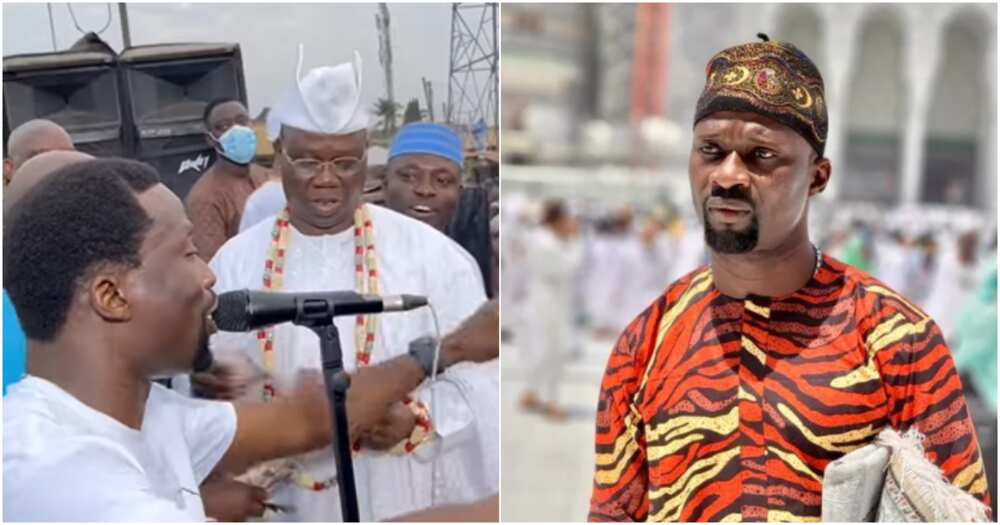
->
<box><xmin>213</xmin><ymin>289</ymin><xmax>429</xmax><ymax>332</ymax></box>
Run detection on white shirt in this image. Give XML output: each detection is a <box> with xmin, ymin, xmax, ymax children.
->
<box><xmin>584</xmin><ymin>233</ymin><xmax>618</xmax><ymax>330</ymax></box>
<box><xmin>874</xmin><ymin>239</ymin><xmax>910</xmax><ymax>294</ymax></box>
<box><xmin>524</xmin><ymin>228</ymin><xmax>583</xmax><ymax>358</ymax></box>
<box><xmin>923</xmin><ymin>239</ymin><xmax>979</xmax><ymax>344</ymax></box>
<box><xmin>209</xmin><ymin>203</ymin><xmax>497</xmax><ymax>521</ymax></box>
<box><xmin>238</xmin><ymin>181</ymin><xmax>287</xmax><ymax>233</ymax></box>
<box><xmin>3</xmin><ymin>376</ymin><xmax>236</xmax><ymax>522</ymax></box>
<box><xmin>666</xmin><ymin>224</ymin><xmax>707</xmax><ymax>284</ymax></box>
<box><xmin>616</xmin><ymin>233</ymin><xmax>674</xmax><ymax>330</ymax></box>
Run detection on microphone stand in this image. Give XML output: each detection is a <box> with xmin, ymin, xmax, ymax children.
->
<box><xmin>215</xmin><ymin>290</ymin><xmax>429</xmax><ymax>521</ymax></box>
<box><xmin>308</xmin><ymin>323</ymin><xmax>360</xmax><ymax>522</ymax></box>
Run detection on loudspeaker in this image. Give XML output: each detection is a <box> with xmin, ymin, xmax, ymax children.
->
<box><xmin>3</xmin><ymin>48</ymin><xmax>127</xmax><ymax>158</ymax></box>
<box><xmin>119</xmin><ymin>43</ymin><xmax>247</xmax><ymax>199</ymax></box>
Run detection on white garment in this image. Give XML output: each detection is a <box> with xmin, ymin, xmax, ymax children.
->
<box><xmin>666</xmin><ymin>225</ymin><xmax>707</xmax><ymax>284</ymax></box>
<box><xmin>616</xmin><ymin>233</ymin><xmax>674</xmax><ymax>330</ymax></box>
<box><xmin>3</xmin><ymin>376</ymin><xmax>236</xmax><ymax>521</ymax></box>
<box><xmin>209</xmin><ymin>204</ymin><xmax>496</xmax><ymax>521</ymax></box>
<box><xmin>500</xmin><ymin>219</ymin><xmax>532</xmax><ymax>333</ymax></box>
<box><xmin>238</xmin><ymin>181</ymin><xmax>287</xmax><ymax>233</ymax></box>
<box><xmin>523</xmin><ymin>228</ymin><xmax>582</xmax><ymax>403</ymax></box>
<box><xmin>923</xmin><ymin>240</ymin><xmax>979</xmax><ymax>344</ymax></box>
<box><xmin>874</xmin><ymin>240</ymin><xmax>910</xmax><ymax>294</ymax></box>
<box><xmin>585</xmin><ymin>234</ymin><xmax>620</xmax><ymax>332</ymax></box>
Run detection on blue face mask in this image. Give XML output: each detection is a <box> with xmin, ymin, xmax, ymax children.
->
<box><xmin>213</xmin><ymin>125</ymin><xmax>257</xmax><ymax>165</ymax></box>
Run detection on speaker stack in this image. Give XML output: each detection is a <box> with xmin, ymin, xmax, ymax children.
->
<box><xmin>119</xmin><ymin>43</ymin><xmax>247</xmax><ymax>199</ymax></box>
<box><xmin>3</xmin><ymin>47</ymin><xmax>126</xmax><ymax>158</ymax></box>
<box><xmin>3</xmin><ymin>41</ymin><xmax>247</xmax><ymax>200</ymax></box>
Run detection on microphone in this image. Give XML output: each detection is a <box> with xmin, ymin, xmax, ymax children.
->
<box><xmin>213</xmin><ymin>289</ymin><xmax>428</xmax><ymax>332</ymax></box>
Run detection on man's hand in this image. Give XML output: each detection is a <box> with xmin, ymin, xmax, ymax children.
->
<box><xmin>359</xmin><ymin>401</ymin><xmax>417</xmax><ymax>451</ymax></box>
<box><xmin>191</xmin><ymin>360</ymin><xmax>256</xmax><ymax>400</ymax></box>
<box><xmin>344</xmin><ymin>366</ymin><xmax>400</xmax><ymax>440</ymax></box>
<box><xmin>288</xmin><ymin>369</ymin><xmax>334</xmax><ymax>445</ymax></box>
<box><xmin>200</xmin><ymin>474</ymin><xmax>268</xmax><ymax>522</ymax></box>
<box><xmin>440</xmin><ymin>299</ymin><xmax>499</xmax><ymax>367</ymax></box>
<box><xmin>221</xmin><ymin>360</ymin><xmax>427</xmax><ymax>473</ymax></box>
<box><xmin>219</xmin><ymin>369</ymin><xmax>333</xmax><ymax>474</ymax></box>
<box><xmin>253</xmin><ymin>367</ymin><xmax>409</xmax><ymax>449</ymax></box>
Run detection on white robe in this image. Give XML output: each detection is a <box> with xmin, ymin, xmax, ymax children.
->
<box><xmin>522</xmin><ymin>228</ymin><xmax>582</xmax><ymax>403</ymax></box>
<box><xmin>585</xmin><ymin>234</ymin><xmax>621</xmax><ymax>332</ymax></box>
<box><xmin>874</xmin><ymin>239</ymin><xmax>910</xmax><ymax>294</ymax></box>
<box><xmin>238</xmin><ymin>181</ymin><xmax>287</xmax><ymax>233</ymax></box>
<box><xmin>923</xmin><ymin>238</ymin><xmax>979</xmax><ymax>344</ymax></box>
<box><xmin>500</xmin><ymin>218</ymin><xmax>533</xmax><ymax>333</ymax></box>
<box><xmin>209</xmin><ymin>204</ymin><xmax>497</xmax><ymax>521</ymax></box>
<box><xmin>616</xmin><ymin>233</ymin><xmax>674</xmax><ymax>330</ymax></box>
<box><xmin>666</xmin><ymin>225</ymin><xmax>707</xmax><ymax>284</ymax></box>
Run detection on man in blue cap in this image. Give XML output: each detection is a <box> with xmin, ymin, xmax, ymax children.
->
<box><xmin>384</xmin><ymin>122</ymin><xmax>465</xmax><ymax>233</ymax></box>
<box><xmin>385</xmin><ymin>123</ymin><xmax>494</xmax><ymax>297</ymax></box>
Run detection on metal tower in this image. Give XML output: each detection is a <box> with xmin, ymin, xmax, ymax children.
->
<box><xmin>375</xmin><ymin>3</ymin><xmax>395</xmax><ymax>108</ymax></box>
<box><xmin>446</xmin><ymin>3</ymin><xmax>498</xmax><ymax>128</ymax></box>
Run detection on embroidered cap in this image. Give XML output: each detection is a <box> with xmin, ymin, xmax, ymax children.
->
<box><xmin>268</xmin><ymin>45</ymin><xmax>370</xmax><ymax>141</ymax></box>
<box><xmin>388</xmin><ymin>122</ymin><xmax>464</xmax><ymax>168</ymax></box>
<box><xmin>694</xmin><ymin>33</ymin><xmax>828</xmax><ymax>156</ymax></box>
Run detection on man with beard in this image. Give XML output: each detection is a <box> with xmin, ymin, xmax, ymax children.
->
<box><xmin>589</xmin><ymin>35</ymin><xmax>990</xmax><ymax>521</ymax></box>
<box><xmin>4</xmin><ymin>153</ymin><xmax>278</xmax><ymax>521</ymax></box>
<box><xmin>3</xmin><ymin>158</ymin><xmax>335</xmax><ymax>520</ymax></box>
<box><xmin>3</xmin><ymin>158</ymin><xmax>496</xmax><ymax>521</ymax></box>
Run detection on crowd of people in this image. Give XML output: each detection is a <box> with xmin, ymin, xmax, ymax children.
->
<box><xmin>3</xmin><ymin>47</ymin><xmax>499</xmax><ymax>522</ymax></box>
<box><xmin>504</xmin><ymin>196</ymin><xmax>998</xmax><ymax>424</ymax></box>
<box><xmin>3</xmin><ymin>21</ymin><xmax>996</xmax><ymax>524</ymax></box>
<box><xmin>503</xmin><ymin>33</ymin><xmax>993</xmax><ymax>520</ymax></box>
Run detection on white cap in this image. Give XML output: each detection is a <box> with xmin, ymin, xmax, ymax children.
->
<box><xmin>267</xmin><ymin>45</ymin><xmax>370</xmax><ymax>142</ymax></box>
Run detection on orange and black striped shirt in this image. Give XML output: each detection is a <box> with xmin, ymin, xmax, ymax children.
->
<box><xmin>590</xmin><ymin>255</ymin><xmax>990</xmax><ymax>522</ymax></box>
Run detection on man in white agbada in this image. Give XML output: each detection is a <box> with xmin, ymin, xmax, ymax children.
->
<box><xmin>923</xmin><ymin>228</ymin><xmax>981</xmax><ymax>345</ymax></box>
<box><xmin>584</xmin><ymin>215</ymin><xmax>624</xmax><ymax>337</ymax></box>
<box><xmin>614</xmin><ymin>215</ymin><xmax>674</xmax><ymax>330</ymax></box>
<box><xmin>205</xmin><ymin>49</ymin><xmax>498</xmax><ymax>521</ymax></box>
<box><xmin>518</xmin><ymin>200</ymin><xmax>582</xmax><ymax>419</ymax></box>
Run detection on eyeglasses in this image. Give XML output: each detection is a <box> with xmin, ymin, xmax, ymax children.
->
<box><xmin>280</xmin><ymin>149</ymin><xmax>366</xmax><ymax>178</ymax></box>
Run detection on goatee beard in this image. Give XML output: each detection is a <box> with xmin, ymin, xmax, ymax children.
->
<box><xmin>703</xmin><ymin>206</ymin><xmax>759</xmax><ymax>254</ymax></box>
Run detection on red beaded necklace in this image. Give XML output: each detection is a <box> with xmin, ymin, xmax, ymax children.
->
<box><xmin>258</xmin><ymin>206</ymin><xmax>378</xmax><ymax>398</ymax></box>
<box><xmin>257</xmin><ymin>205</ymin><xmax>378</xmax><ymax>491</ymax></box>
<box><xmin>255</xmin><ymin>204</ymin><xmax>434</xmax><ymax>493</ymax></box>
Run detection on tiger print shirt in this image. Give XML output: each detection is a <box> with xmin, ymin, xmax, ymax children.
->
<box><xmin>589</xmin><ymin>254</ymin><xmax>991</xmax><ymax>522</ymax></box>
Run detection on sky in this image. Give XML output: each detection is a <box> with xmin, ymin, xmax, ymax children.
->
<box><xmin>2</xmin><ymin>2</ymin><xmax>457</xmax><ymax>116</ymax></box>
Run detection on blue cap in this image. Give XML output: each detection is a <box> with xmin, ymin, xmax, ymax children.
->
<box><xmin>388</xmin><ymin>123</ymin><xmax>464</xmax><ymax>168</ymax></box>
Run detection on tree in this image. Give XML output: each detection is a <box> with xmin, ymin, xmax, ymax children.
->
<box><xmin>372</xmin><ymin>98</ymin><xmax>402</xmax><ymax>135</ymax></box>
<box><xmin>403</xmin><ymin>98</ymin><xmax>423</xmax><ymax>125</ymax></box>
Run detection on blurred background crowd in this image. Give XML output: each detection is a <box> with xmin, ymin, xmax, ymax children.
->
<box><xmin>499</xmin><ymin>3</ymin><xmax>998</xmax><ymax>521</ymax></box>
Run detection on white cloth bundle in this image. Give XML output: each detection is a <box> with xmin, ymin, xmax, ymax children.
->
<box><xmin>822</xmin><ymin>427</ymin><xmax>990</xmax><ymax>522</ymax></box>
